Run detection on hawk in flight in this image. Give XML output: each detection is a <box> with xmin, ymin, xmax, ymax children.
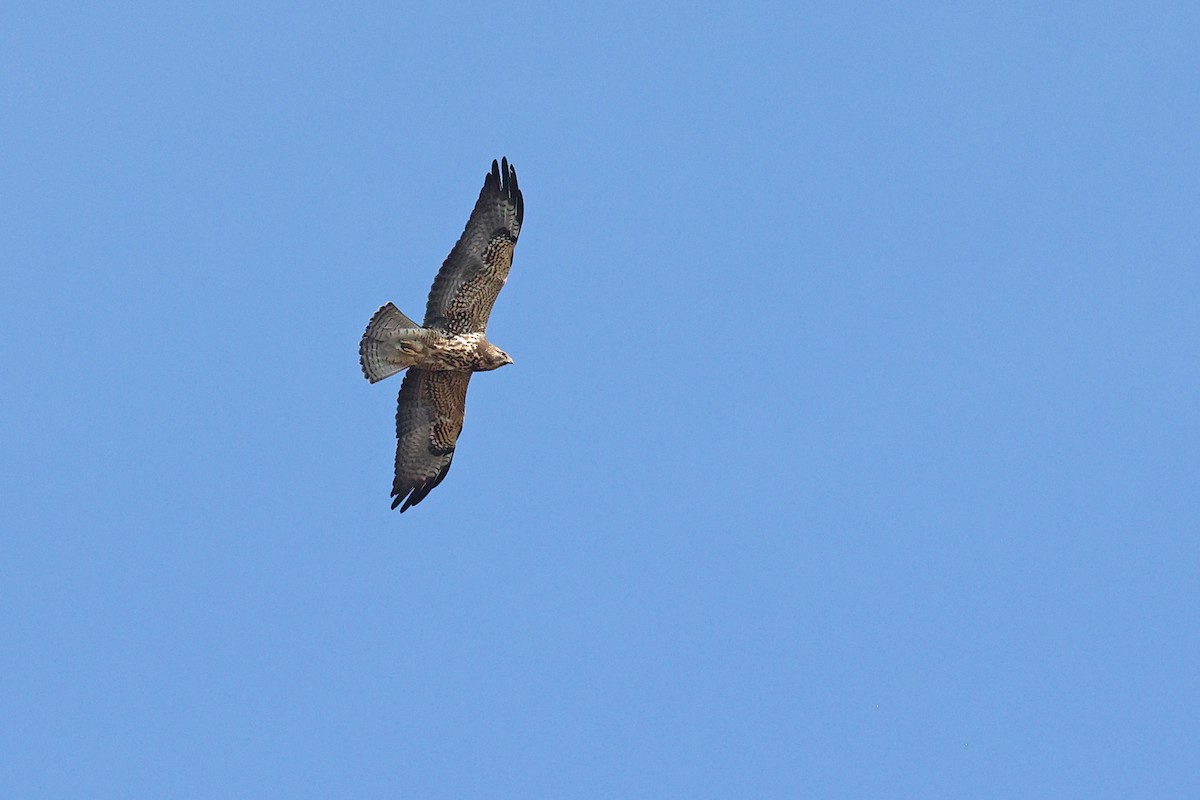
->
<box><xmin>360</xmin><ymin>158</ymin><xmax>524</xmax><ymax>512</ymax></box>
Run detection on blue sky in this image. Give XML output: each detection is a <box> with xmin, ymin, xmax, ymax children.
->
<box><xmin>2</xmin><ymin>2</ymin><xmax>1197</xmax><ymax>797</ymax></box>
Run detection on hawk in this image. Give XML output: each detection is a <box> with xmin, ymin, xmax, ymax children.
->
<box><xmin>360</xmin><ymin>158</ymin><xmax>524</xmax><ymax>512</ymax></box>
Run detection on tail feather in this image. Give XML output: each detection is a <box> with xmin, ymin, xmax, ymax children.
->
<box><xmin>360</xmin><ymin>302</ymin><xmax>421</xmax><ymax>383</ymax></box>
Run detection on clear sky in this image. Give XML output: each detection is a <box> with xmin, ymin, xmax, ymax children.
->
<box><xmin>2</xmin><ymin>2</ymin><xmax>1197</xmax><ymax>797</ymax></box>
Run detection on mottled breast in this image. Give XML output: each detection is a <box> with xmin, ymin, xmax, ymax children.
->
<box><xmin>422</xmin><ymin>331</ymin><xmax>487</xmax><ymax>371</ymax></box>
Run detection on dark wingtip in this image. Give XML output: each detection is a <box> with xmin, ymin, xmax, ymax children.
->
<box><xmin>490</xmin><ymin>157</ymin><xmax>515</xmax><ymax>192</ymax></box>
<box><xmin>495</xmin><ymin>157</ymin><xmax>522</xmax><ymax>225</ymax></box>
<box><xmin>394</xmin><ymin>484</ymin><xmax>421</xmax><ymax>512</ymax></box>
<box><xmin>390</xmin><ymin>457</ymin><xmax>454</xmax><ymax>513</ymax></box>
<box><xmin>392</xmin><ymin>483</ymin><xmax>420</xmax><ymax>512</ymax></box>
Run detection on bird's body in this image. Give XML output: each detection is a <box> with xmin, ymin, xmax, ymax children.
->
<box><xmin>360</xmin><ymin>303</ymin><xmax>511</xmax><ymax>377</ymax></box>
<box><xmin>359</xmin><ymin>158</ymin><xmax>524</xmax><ymax>512</ymax></box>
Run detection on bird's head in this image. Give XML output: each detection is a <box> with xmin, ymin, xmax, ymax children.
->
<box><xmin>478</xmin><ymin>343</ymin><xmax>515</xmax><ymax>371</ymax></box>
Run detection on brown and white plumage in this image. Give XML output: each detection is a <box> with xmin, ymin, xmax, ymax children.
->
<box><xmin>390</xmin><ymin>369</ymin><xmax>471</xmax><ymax>511</ymax></box>
<box><xmin>360</xmin><ymin>158</ymin><xmax>524</xmax><ymax>512</ymax></box>
<box><xmin>424</xmin><ymin>158</ymin><xmax>524</xmax><ymax>334</ymax></box>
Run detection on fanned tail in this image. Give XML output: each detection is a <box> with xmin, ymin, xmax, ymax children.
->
<box><xmin>360</xmin><ymin>302</ymin><xmax>422</xmax><ymax>383</ymax></box>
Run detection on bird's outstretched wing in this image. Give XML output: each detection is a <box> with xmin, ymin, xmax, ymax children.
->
<box><xmin>391</xmin><ymin>368</ymin><xmax>472</xmax><ymax>511</ymax></box>
<box><xmin>424</xmin><ymin>158</ymin><xmax>524</xmax><ymax>334</ymax></box>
